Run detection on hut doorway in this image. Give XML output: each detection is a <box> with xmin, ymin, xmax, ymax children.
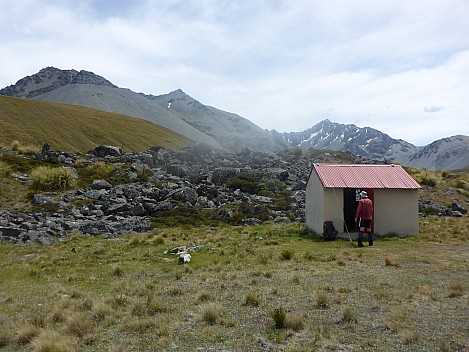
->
<box><xmin>343</xmin><ymin>188</ymin><xmax>374</xmax><ymax>232</ymax></box>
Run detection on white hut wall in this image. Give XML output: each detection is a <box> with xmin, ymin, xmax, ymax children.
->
<box><xmin>374</xmin><ymin>189</ymin><xmax>419</xmax><ymax>236</ymax></box>
<box><xmin>305</xmin><ymin>172</ymin><xmax>324</xmax><ymax>234</ymax></box>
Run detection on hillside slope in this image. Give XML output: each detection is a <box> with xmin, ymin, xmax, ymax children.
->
<box><xmin>405</xmin><ymin>135</ymin><xmax>469</xmax><ymax>171</ymax></box>
<box><xmin>0</xmin><ymin>67</ymin><xmax>286</xmax><ymax>152</ymax></box>
<box><xmin>0</xmin><ymin>95</ymin><xmax>192</xmax><ymax>153</ymax></box>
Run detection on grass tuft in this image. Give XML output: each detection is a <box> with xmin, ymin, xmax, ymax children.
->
<box><xmin>341</xmin><ymin>307</ymin><xmax>358</xmax><ymax>323</ymax></box>
<box><xmin>64</xmin><ymin>313</ymin><xmax>93</xmax><ymax>338</ymax></box>
<box><xmin>272</xmin><ymin>307</ymin><xmax>287</xmax><ymax>329</ymax></box>
<box><xmin>286</xmin><ymin>314</ymin><xmax>304</xmax><ymax>331</ymax></box>
<box><xmin>121</xmin><ymin>317</ymin><xmax>155</xmax><ymax>333</ymax></box>
<box><xmin>243</xmin><ymin>292</ymin><xmax>260</xmax><ymax>307</ymax></box>
<box><xmin>315</xmin><ymin>291</ymin><xmax>330</xmax><ymax>308</ymax></box>
<box><xmin>30</xmin><ymin>166</ymin><xmax>78</xmax><ymax>191</ymax></box>
<box><xmin>448</xmin><ymin>282</ymin><xmax>464</xmax><ymax>297</ymax></box>
<box><xmin>30</xmin><ymin>330</ymin><xmax>74</xmax><ymax>352</ymax></box>
<box><xmin>111</xmin><ymin>265</ymin><xmax>124</xmax><ymax>277</ymax></box>
<box><xmin>402</xmin><ymin>331</ymin><xmax>420</xmax><ymax>344</ymax></box>
<box><xmin>201</xmin><ymin>304</ymin><xmax>223</xmax><ymax>325</ymax></box>
<box><xmin>198</xmin><ymin>291</ymin><xmax>215</xmax><ymax>303</ymax></box>
<box><xmin>280</xmin><ymin>249</ymin><xmax>294</xmax><ymax>261</ymax></box>
<box><xmin>385</xmin><ymin>257</ymin><xmax>400</xmax><ymax>267</ymax></box>
<box><xmin>0</xmin><ymin>161</ymin><xmax>11</xmax><ymax>177</ymax></box>
<box><xmin>92</xmin><ymin>301</ymin><xmax>113</xmax><ymax>321</ymax></box>
<box><xmin>15</xmin><ymin>324</ymin><xmax>41</xmax><ymax>345</ymax></box>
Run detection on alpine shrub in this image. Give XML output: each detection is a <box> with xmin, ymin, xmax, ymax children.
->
<box><xmin>226</xmin><ymin>172</ymin><xmax>259</xmax><ymax>194</ymax></box>
<box><xmin>272</xmin><ymin>307</ymin><xmax>287</xmax><ymax>329</ymax></box>
<box><xmin>30</xmin><ymin>166</ymin><xmax>78</xmax><ymax>191</ymax></box>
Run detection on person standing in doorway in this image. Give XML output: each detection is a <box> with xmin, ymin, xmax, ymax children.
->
<box><xmin>355</xmin><ymin>191</ymin><xmax>373</xmax><ymax>247</ymax></box>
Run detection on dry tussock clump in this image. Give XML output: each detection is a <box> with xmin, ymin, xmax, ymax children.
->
<box><xmin>111</xmin><ymin>265</ymin><xmax>124</xmax><ymax>277</ymax></box>
<box><xmin>47</xmin><ymin>309</ymin><xmax>67</xmax><ymax>325</ymax></box>
<box><xmin>447</xmin><ymin>282</ymin><xmax>464</xmax><ymax>297</ymax></box>
<box><xmin>243</xmin><ymin>292</ymin><xmax>260</xmax><ymax>306</ymax></box>
<box><xmin>130</xmin><ymin>295</ymin><xmax>168</xmax><ymax>317</ymax></box>
<box><xmin>201</xmin><ymin>304</ymin><xmax>224</xmax><ymax>325</ymax></box>
<box><xmin>146</xmin><ymin>295</ymin><xmax>169</xmax><ymax>314</ymax></box>
<box><xmin>31</xmin><ymin>330</ymin><xmax>74</xmax><ymax>352</ymax></box>
<box><xmin>151</xmin><ymin>235</ymin><xmax>165</xmax><ymax>245</ymax></box>
<box><xmin>92</xmin><ymin>301</ymin><xmax>113</xmax><ymax>322</ymax></box>
<box><xmin>121</xmin><ymin>317</ymin><xmax>155</xmax><ymax>334</ymax></box>
<box><xmin>401</xmin><ymin>330</ymin><xmax>420</xmax><ymax>344</ymax></box>
<box><xmin>340</xmin><ymin>307</ymin><xmax>358</xmax><ymax>323</ymax></box>
<box><xmin>131</xmin><ymin>302</ymin><xmax>147</xmax><ymax>317</ymax></box>
<box><xmin>15</xmin><ymin>324</ymin><xmax>41</xmax><ymax>345</ymax></box>
<box><xmin>107</xmin><ymin>294</ymin><xmax>130</xmax><ymax>309</ymax></box>
<box><xmin>384</xmin><ymin>257</ymin><xmax>400</xmax><ymax>267</ymax></box>
<box><xmin>64</xmin><ymin>313</ymin><xmax>93</xmax><ymax>338</ymax></box>
<box><xmin>286</xmin><ymin>314</ymin><xmax>304</xmax><ymax>331</ymax></box>
<box><xmin>315</xmin><ymin>291</ymin><xmax>330</xmax><ymax>308</ymax></box>
<box><xmin>198</xmin><ymin>291</ymin><xmax>215</xmax><ymax>303</ymax></box>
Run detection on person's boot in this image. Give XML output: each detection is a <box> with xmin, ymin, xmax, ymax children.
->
<box><xmin>358</xmin><ymin>232</ymin><xmax>364</xmax><ymax>247</ymax></box>
<box><xmin>368</xmin><ymin>233</ymin><xmax>373</xmax><ymax>246</ymax></box>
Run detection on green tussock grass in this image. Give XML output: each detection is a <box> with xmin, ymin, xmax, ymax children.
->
<box><xmin>0</xmin><ymin>220</ymin><xmax>467</xmax><ymax>351</ymax></box>
<box><xmin>0</xmin><ymin>95</ymin><xmax>192</xmax><ymax>153</ymax></box>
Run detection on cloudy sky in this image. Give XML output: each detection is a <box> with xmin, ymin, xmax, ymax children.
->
<box><xmin>1</xmin><ymin>0</ymin><xmax>468</xmax><ymax>146</ymax></box>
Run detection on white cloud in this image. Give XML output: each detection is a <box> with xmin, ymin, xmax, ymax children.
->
<box><xmin>424</xmin><ymin>106</ymin><xmax>444</xmax><ymax>113</ymax></box>
<box><xmin>0</xmin><ymin>0</ymin><xmax>468</xmax><ymax>146</ymax></box>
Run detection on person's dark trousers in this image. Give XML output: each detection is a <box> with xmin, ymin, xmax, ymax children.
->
<box><xmin>358</xmin><ymin>231</ymin><xmax>364</xmax><ymax>247</ymax></box>
<box><xmin>368</xmin><ymin>233</ymin><xmax>373</xmax><ymax>246</ymax></box>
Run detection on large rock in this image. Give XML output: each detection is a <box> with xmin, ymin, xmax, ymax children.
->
<box><xmin>91</xmin><ymin>179</ymin><xmax>112</xmax><ymax>190</ymax></box>
<box><xmin>89</xmin><ymin>145</ymin><xmax>123</xmax><ymax>157</ymax></box>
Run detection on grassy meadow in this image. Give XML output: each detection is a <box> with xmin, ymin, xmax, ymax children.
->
<box><xmin>0</xmin><ymin>220</ymin><xmax>467</xmax><ymax>352</ymax></box>
<box><xmin>0</xmin><ymin>95</ymin><xmax>192</xmax><ymax>153</ymax></box>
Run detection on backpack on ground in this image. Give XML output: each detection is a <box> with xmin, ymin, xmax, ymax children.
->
<box><xmin>323</xmin><ymin>220</ymin><xmax>338</xmax><ymax>241</ymax></box>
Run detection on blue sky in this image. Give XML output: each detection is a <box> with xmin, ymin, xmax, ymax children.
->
<box><xmin>1</xmin><ymin>0</ymin><xmax>468</xmax><ymax>145</ymax></box>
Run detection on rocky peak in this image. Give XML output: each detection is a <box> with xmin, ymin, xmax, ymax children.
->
<box><xmin>273</xmin><ymin>119</ymin><xmax>417</xmax><ymax>162</ymax></box>
<box><xmin>0</xmin><ymin>66</ymin><xmax>117</xmax><ymax>98</ymax></box>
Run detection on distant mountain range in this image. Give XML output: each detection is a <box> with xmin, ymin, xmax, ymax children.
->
<box><xmin>1</xmin><ymin>67</ymin><xmax>468</xmax><ymax>171</ymax></box>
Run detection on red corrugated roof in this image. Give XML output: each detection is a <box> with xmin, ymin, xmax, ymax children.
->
<box><xmin>312</xmin><ymin>164</ymin><xmax>421</xmax><ymax>189</ymax></box>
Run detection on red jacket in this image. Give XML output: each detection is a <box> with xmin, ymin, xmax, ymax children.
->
<box><xmin>356</xmin><ymin>198</ymin><xmax>373</xmax><ymax>220</ymax></box>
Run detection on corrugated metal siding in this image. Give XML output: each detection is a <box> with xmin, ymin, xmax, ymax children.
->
<box><xmin>312</xmin><ymin>164</ymin><xmax>421</xmax><ymax>189</ymax></box>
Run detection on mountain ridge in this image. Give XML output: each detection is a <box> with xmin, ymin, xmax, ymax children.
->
<box><xmin>1</xmin><ymin>67</ymin><xmax>467</xmax><ymax>170</ymax></box>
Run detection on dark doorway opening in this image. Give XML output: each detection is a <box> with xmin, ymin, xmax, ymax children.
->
<box><xmin>343</xmin><ymin>188</ymin><xmax>359</xmax><ymax>232</ymax></box>
<box><xmin>343</xmin><ymin>188</ymin><xmax>374</xmax><ymax>233</ymax></box>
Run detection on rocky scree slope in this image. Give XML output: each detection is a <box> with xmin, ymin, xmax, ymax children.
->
<box><xmin>1</xmin><ymin>144</ymin><xmax>466</xmax><ymax>245</ymax></box>
<box><xmin>0</xmin><ymin>144</ymin><xmax>315</xmax><ymax>244</ymax></box>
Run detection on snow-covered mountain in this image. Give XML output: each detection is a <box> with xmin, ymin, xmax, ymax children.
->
<box><xmin>273</xmin><ymin>119</ymin><xmax>417</xmax><ymax>163</ymax></box>
<box><xmin>273</xmin><ymin>120</ymin><xmax>468</xmax><ymax>171</ymax></box>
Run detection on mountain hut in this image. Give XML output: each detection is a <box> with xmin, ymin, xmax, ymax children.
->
<box><xmin>306</xmin><ymin>164</ymin><xmax>421</xmax><ymax>237</ymax></box>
